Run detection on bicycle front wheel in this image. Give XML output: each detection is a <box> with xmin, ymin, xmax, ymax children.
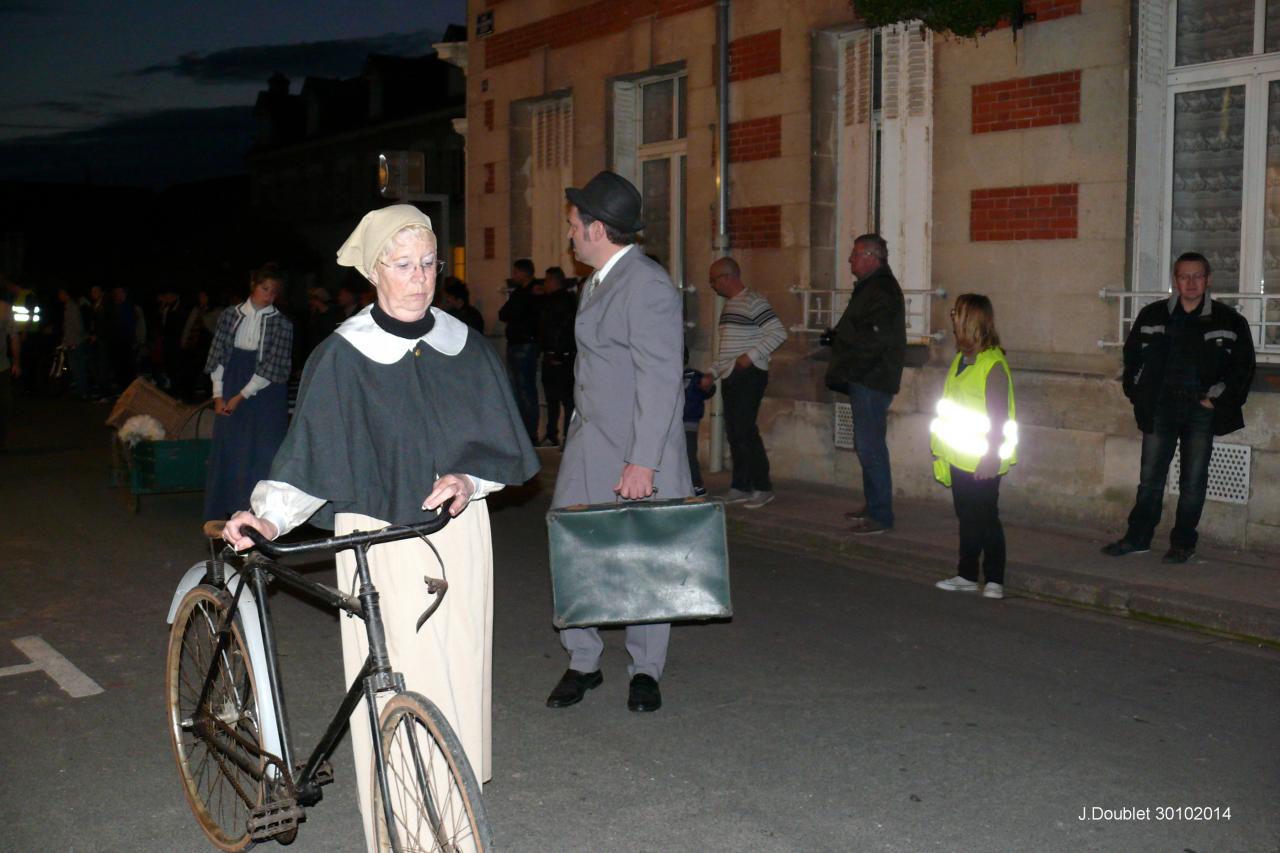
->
<box><xmin>372</xmin><ymin>691</ymin><xmax>494</xmax><ymax>853</ymax></box>
<box><xmin>165</xmin><ymin>584</ymin><xmax>265</xmax><ymax>852</ymax></box>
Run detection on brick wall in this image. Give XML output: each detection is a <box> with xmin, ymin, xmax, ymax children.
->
<box><xmin>483</xmin><ymin>0</ymin><xmax>715</xmax><ymax>69</ymax></box>
<box><xmin>972</xmin><ymin>71</ymin><xmax>1081</xmax><ymax>134</ymax></box>
<box><xmin>728</xmin><ymin>115</ymin><xmax>782</xmax><ymax>162</ymax></box>
<box><xmin>728</xmin><ymin>30</ymin><xmax>781</xmax><ymax>83</ymax></box>
<box><xmin>970</xmin><ymin>184</ymin><xmax>1078</xmax><ymax>242</ymax></box>
<box><xmin>483</xmin><ymin>162</ymin><xmax>495</xmax><ymax>194</ymax></box>
<box><xmin>483</xmin><ymin>99</ymin><xmax>494</xmax><ymax>131</ymax></box>
<box><xmin>725</xmin><ymin>205</ymin><xmax>782</xmax><ymax>248</ymax></box>
<box><xmin>1025</xmin><ymin>0</ymin><xmax>1081</xmax><ymax>23</ymax></box>
<box><xmin>484</xmin><ymin>227</ymin><xmax>496</xmax><ymax>259</ymax></box>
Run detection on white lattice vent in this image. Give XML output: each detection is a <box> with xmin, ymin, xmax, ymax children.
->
<box><xmin>1168</xmin><ymin>441</ymin><xmax>1251</xmax><ymax>505</ymax></box>
<box><xmin>834</xmin><ymin>402</ymin><xmax>855</xmax><ymax>450</ymax></box>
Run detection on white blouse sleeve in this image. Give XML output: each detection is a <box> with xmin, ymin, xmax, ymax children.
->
<box><xmin>250</xmin><ymin>480</ymin><xmax>326</xmax><ymax>538</ymax></box>
<box><xmin>465</xmin><ymin>475</ymin><xmax>504</xmax><ymax>502</ymax></box>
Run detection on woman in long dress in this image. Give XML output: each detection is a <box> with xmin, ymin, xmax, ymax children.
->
<box><xmin>221</xmin><ymin>205</ymin><xmax>538</xmax><ymax>851</ymax></box>
<box><xmin>203</xmin><ymin>264</ymin><xmax>292</xmax><ymax>519</ymax></box>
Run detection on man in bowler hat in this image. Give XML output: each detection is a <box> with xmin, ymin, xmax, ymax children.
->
<box><xmin>545</xmin><ymin>170</ymin><xmax>692</xmax><ymax>713</ymax></box>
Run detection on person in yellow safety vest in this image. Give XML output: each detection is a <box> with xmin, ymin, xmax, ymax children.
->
<box><xmin>929</xmin><ymin>293</ymin><xmax>1017</xmax><ymax>600</ymax></box>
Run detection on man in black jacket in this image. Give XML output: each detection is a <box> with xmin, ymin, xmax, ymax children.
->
<box><xmin>1102</xmin><ymin>251</ymin><xmax>1255</xmax><ymax>564</ymax></box>
<box><xmin>498</xmin><ymin>258</ymin><xmax>541</xmax><ymax>443</ymax></box>
<box><xmin>537</xmin><ymin>266</ymin><xmax>576</xmax><ymax>447</ymax></box>
<box><xmin>824</xmin><ymin>233</ymin><xmax>906</xmax><ymax>534</ymax></box>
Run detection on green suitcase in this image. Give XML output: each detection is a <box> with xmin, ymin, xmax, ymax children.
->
<box><xmin>546</xmin><ymin>497</ymin><xmax>732</xmax><ymax>628</ymax></box>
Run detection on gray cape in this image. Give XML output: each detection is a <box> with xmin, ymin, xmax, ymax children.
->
<box><xmin>270</xmin><ymin>324</ymin><xmax>539</xmax><ymax>529</ymax></box>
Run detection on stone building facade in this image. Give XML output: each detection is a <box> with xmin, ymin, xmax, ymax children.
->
<box><xmin>463</xmin><ymin>0</ymin><xmax>1280</xmax><ymax>550</ymax></box>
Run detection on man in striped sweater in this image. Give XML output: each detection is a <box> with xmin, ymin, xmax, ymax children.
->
<box><xmin>707</xmin><ymin>257</ymin><xmax>788</xmax><ymax>509</ymax></box>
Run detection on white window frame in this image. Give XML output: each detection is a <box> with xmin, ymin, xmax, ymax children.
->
<box><xmin>622</xmin><ymin>70</ymin><xmax>688</xmax><ymax>289</ymax></box>
<box><xmin>1126</xmin><ymin>0</ymin><xmax>1280</xmax><ymax>360</ymax></box>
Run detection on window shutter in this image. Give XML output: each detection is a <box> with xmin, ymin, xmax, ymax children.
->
<box><xmin>611</xmin><ymin>80</ymin><xmax>639</xmax><ymax>187</ymax></box>
<box><xmin>879</xmin><ymin>22</ymin><xmax>933</xmax><ymax>337</ymax></box>
<box><xmin>837</xmin><ymin>31</ymin><xmax>874</xmax><ymax>287</ymax></box>
<box><xmin>1131</xmin><ymin>0</ymin><xmax>1168</xmax><ymax>293</ymax></box>
<box><xmin>532</xmin><ymin>96</ymin><xmax>575</xmax><ymax>271</ymax></box>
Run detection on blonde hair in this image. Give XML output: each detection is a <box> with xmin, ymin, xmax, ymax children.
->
<box><xmin>952</xmin><ymin>293</ymin><xmax>1001</xmax><ymax>353</ymax></box>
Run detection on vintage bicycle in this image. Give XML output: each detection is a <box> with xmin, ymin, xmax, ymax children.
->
<box><xmin>164</xmin><ymin>514</ymin><xmax>493</xmax><ymax>852</ymax></box>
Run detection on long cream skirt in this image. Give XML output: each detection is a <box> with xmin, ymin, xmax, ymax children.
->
<box><xmin>334</xmin><ymin>502</ymin><xmax>493</xmax><ymax>853</ymax></box>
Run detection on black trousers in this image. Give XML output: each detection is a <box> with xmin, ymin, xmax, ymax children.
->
<box><xmin>950</xmin><ymin>466</ymin><xmax>1005</xmax><ymax>584</ymax></box>
<box><xmin>541</xmin><ymin>355</ymin><xmax>574</xmax><ymax>441</ymax></box>
<box><xmin>722</xmin><ymin>365</ymin><xmax>771</xmax><ymax>492</ymax></box>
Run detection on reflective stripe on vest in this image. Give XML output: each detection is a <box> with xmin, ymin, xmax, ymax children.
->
<box><xmin>929</xmin><ymin>348</ymin><xmax>1017</xmax><ymax>477</ymax></box>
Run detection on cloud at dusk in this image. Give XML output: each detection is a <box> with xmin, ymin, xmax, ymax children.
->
<box><xmin>133</xmin><ymin>29</ymin><xmax>444</xmax><ymax>84</ymax></box>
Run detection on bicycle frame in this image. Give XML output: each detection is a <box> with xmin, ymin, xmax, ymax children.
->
<box><xmin>170</xmin><ymin>515</ymin><xmax>449</xmax><ymax>847</ymax></box>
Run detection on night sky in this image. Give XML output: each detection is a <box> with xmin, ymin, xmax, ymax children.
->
<box><xmin>0</xmin><ymin>0</ymin><xmax>467</xmax><ymax>188</ymax></box>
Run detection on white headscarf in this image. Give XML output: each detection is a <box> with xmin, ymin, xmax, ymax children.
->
<box><xmin>337</xmin><ymin>205</ymin><xmax>435</xmax><ymax>280</ymax></box>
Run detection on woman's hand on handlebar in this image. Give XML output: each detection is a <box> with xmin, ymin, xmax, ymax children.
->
<box><xmin>422</xmin><ymin>474</ymin><xmax>474</xmax><ymax>517</ymax></box>
<box><xmin>223</xmin><ymin>511</ymin><xmax>279</xmax><ymax>551</ymax></box>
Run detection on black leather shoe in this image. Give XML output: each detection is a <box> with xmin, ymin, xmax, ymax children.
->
<box><xmin>1162</xmin><ymin>546</ymin><xmax>1194</xmax><ymax>564</ymax></box>
<box><xmin>545</xmin><ymin>669</ymin><xmax>602</xmax><ymax>708</ymax></box>
<box><xmin>1101</xmin><ymin>539</ymin><xmax>1150</xmax><ymax>557</ymax></box>
<box><xmin>627</xmin><ymin>674</ymin><xmax>662</xmax><ymax>712</ymax></box>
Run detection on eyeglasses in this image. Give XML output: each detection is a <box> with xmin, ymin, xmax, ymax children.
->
<box><xmin>380</xmin><ymin>259</ymin><xmax>445</xmax><ymax>278</ymax></box>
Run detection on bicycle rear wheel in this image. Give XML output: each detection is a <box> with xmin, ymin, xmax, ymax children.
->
<box><xmin>372</xmin><ymin>691</ymin><xmax>494</xmax><ymax>853</ymax></box>
<box><xmin>166</xmin><ymin>584</ymin><xmax>266</xmax><ymax>852</ymax></box>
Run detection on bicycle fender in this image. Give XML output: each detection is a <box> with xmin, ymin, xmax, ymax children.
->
<box><xmin>167</xmin><ymin>562</ymin><xmax>286</xmax><ymax>767</ymax></box>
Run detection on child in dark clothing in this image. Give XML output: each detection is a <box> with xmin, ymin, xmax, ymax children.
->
<box><xmin>683</xmin><ymin>351</ymin><xmax>716</xmax><ymax>496</ymax></box>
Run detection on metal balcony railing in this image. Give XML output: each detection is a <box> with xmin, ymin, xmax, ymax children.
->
<box><xmin>1097</xmin><ymin>289</ymin><xmax>1280</xmax><ymax>361</ymax></box>
<box><xmin>790</xmin><ymin>286</ymin><xmax>947</xmax><ymax>344</ymax></box>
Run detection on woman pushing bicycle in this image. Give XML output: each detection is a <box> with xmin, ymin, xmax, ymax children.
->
<box><xmin>221</xmin><ymin>204</ymin><xmax>539</xmax><ymax>851</ymax></box>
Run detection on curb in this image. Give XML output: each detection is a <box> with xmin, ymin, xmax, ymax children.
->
<box><xmin>726</xmin><ymin>513</ymin><xmax>1280</xmax><ymax>648</ymax></box>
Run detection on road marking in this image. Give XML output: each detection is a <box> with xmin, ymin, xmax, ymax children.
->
<box><xmin>2</xmin><ymin>636</ymin><xmax>104</xmax><ymax>698</ymax></box>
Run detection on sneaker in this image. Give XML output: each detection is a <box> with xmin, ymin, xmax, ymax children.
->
<box><xmin>983</xmin><ymin>582</ymin><xmax>1005</xmax><ymax>599</ymax></box>
<box><xmin>1100</xmin><ymin>539</ymin><xmax>1150</xmax><ymax>557</ymax></box>
<box><xmin>1162</xmin><ymin>546</ymin><xmax>1194</xmax><ymax>564</ymax></box>
<box><xmin>935</xmin><ymin>575</ymin><xmax>980</xmax><ymax>592</ymax></box>
<box><xmin>849</xmin><ymin>518</ymin><xmax>889</xmax><ymax>535</ymax></box>
<box><xmin>842</xmin><ymin>505</ymin><xmax>869</xmax><ymax>520</ymax></box>
<box><xmin>722</xmin><ymin>488</ymin><xmax>751</xmax><ymax>505</ymax></box>
<box><xmin>693</xmin><ymin>486</ymin><xmax>707</xmax><ymax>497</ymax></box>
<box><xmin>743</xmin><ymin>490</ymin><xmax>775</xmax><ymax>509</ymax></box>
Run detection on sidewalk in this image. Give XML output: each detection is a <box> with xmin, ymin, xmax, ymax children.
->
<box><xmin>531</xmin><ymin>444</ymin><xmax>1279</xmax><ymax>645</ymax></box>
<box><xmin>699</xmin><ymin>469</ymin><xmax>1280</xmax><ymax>647</ymax></box>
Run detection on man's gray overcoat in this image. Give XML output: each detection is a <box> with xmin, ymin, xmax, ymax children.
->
<box><xmin>551</xmin><ymin>248</ymin><xmax>692</xmax><ymax>506</ymax></box>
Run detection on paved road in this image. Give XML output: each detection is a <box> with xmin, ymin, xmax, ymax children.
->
<box><xmin>2</xmin><ymin>399</ymin><xmax>1277</xmax><ymax>852</ymax></box>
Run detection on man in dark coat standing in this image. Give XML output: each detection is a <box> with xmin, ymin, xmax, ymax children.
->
<box><xmin>545</xmin><ymin>171</ymin><xmax>691</xmax><ymax>714</ymax></box>
<box><xmin>536</xmin><ymin>266</ymin><xmax>577</xmax><ymax>446</ymax></box>
<box><xmin>824</xmin><ymin>233</ymin><xmax>906</xmax><ymax>535</ymax></box>
<box><xmin>1102</xmin><ymin>251</ymin><xmax>1255</xmax><ymax>563</ymax></box>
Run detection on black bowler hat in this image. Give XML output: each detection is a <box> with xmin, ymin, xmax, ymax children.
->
<box><xmin>565</xmin><ymin>171</ymin><xmax>644</xmax><ymax>233</ymax></box>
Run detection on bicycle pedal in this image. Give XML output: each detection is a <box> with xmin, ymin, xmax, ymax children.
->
<box><xmin>300</xmin><ymin>760</ymin><xmax>334</xmax><ymax>787</ymax></box>
<box><xmin>248</xmin><ymin>799</ymin><xmax>304</xmax><ymax>841</ymax></box>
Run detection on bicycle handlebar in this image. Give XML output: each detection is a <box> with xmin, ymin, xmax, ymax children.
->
<box><xmin>204</xmin><ymin>511</ymin><xmax>451</xmax><ymax>559</ymax></box>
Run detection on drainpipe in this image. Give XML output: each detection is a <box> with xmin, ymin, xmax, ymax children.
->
<box><xmin>709</xmin><ymin>0</ymin><xmax>730</xmax><ymax>473</ymax></box>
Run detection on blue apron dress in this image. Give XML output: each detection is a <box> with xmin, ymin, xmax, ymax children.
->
<box><xmin>203</xmin><ymin>347</ymin><xmax>288</xmax><ymax>519</ymax></box>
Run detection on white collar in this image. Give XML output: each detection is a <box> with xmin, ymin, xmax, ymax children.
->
<box><xmin>238</xmin><ymin>301</ymin><xmax>277</xmax><ymax>319</ymax></box>
<box><xmin>335</xmin><ymin>305</ymin><xmax>468</xmax><ymax>364</ymax></box>
<box><xmin>592</xmin><ymin>243</ymin><xmax>633</xmax><ymax>284</ymax></box>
